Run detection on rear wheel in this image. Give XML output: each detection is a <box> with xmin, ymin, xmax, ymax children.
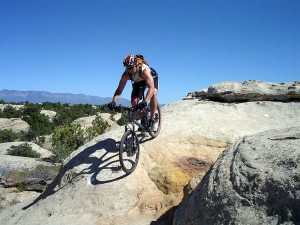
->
<box><xmin>119</xmin><ymin>130</ymin><xmax>140</xmax><ymax>174</ymax></box>
<box><xmin>148</xmin><ymin>105</ymin><xmax>162</xmax><ymax>138</ymax></box>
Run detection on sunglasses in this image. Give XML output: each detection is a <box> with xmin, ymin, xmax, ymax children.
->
<box><xmin>126</xmin><ymin>66</ymin><xmax>136</xmax><ymax>69</ymax></box>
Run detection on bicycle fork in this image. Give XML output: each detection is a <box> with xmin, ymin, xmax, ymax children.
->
<box><xmin>124</xmin><ymin>131</ymin><xmax>138</xmax><ymax>157</ymax></box>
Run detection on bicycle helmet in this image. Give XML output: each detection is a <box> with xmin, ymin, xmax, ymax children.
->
<box><xmin>123</xmin><ymin>54</ymin><xmax>137</xmax><ymax>67</ymax></box>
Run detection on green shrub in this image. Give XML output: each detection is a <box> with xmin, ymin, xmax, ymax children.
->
<box><xmin>30</xmin><ymin>164</ymin><xmax>61</xmax><ymax>180</ymax></box>
<box><xmin>117</xmin><ymin>113</ymin><xmax>128</xmax><ymax>126</ymax></box>
<box><xmin>16</xmin><ymin>183</ymin><xmax>26</xmax><ymax>192</ymax></box>
<box><xmin>52</xmin><ymin>104</ymin><xmax>99</xmax><ymax>126</ymax></box>
<box><xmin>0</xmin><ymin>129</ymin><xmax>18</xmax><ymax>143</ymax></box>
<box><xmin>22</xmin><ymin>103</ymin><xmax>55</xmax><ymax>139</ymax></box>
<box><xmin>85</xmin><ymin>116</ymin><xmax>110</xmax><ymax>141</ymax></box>
<box><xmin>7</xmin><ymin>142</ymin><xmax>41</xmax><ymax>158</ymax></box>
<box><xmin>20</xmin><ymin>129</ymin><xmax>36</xmax><ymax>142</ymax></box>
<box><xmin>51</xmin><ymin>116</ymin><xmax>111</xmax><ymax>162</ymax></box>
<box><xmin>92</xmin><ymin>115</ymin><xmax>110</xmax><ymax>133</ymax></box>
<box><xmin>51</xmin><ymin>123</ymin><xmax>85</xmax><ymax>162</ymax></box>
<box><xmin>50</xmin><ymin>143</ymin><xmax>74</xmax><ymax>162</ymax></box>
<box><xmin>52</xmin><ymin>123</ymin><xmax>85</xmax><ymax>150</ymax></box>
<box><xmin>0</xmin><ymin>105</ymin><xmax>22</xmax><ymax>118</ymax></box>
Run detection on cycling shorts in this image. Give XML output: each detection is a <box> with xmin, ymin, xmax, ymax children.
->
<box><xmin>131</xmin><ymin>76</ymin><xmax>159</xmax><ymax>99</ymax></box>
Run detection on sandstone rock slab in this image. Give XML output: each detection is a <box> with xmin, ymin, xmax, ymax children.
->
<box><xmin>72</xmin><ymin>113</ymin><xmax>119</xmax><ymax>131</ymax></box>
<box><xmin>187</xmin><ymin>80</ymin><xmax>300</xmax><ymax>102</ymax></box>
<box><xmin>173</xmin><ymin>126</ymin><xmax>300</xmax><ymax>225</ymax></box>
<box><xmin>0</xmin><ymin>155</ymin><xmax>54</xmax><ymax>173</ymax></box>
<box><xmin>40</xmin><ymin>110</ymin><xmax>56</xmax><ymax>120</ymax></box>
<box><xmin>0</xmin><ymin>104</ymin><xmax>24</xmax><ymax>111</ymax></box>
<box><xmin>0</xmin><ymin>118</ymin><xmax>30</xmax><ymax>133</ymax></box>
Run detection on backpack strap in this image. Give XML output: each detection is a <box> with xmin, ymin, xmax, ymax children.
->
<box><xmin>150</xmin><ymin>67</ymin><xmax>158</xmax><ymax>78</ymax></box>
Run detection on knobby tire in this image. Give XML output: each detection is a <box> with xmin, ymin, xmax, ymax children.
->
<box><xmin>119</xmin><ymin>130</ymin><xmax>140</xmax><ymax>174</ymax></box>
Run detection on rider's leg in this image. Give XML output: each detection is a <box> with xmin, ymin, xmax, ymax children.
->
<box><xmin>149</xmin><ymin>88</ymin><xmax>158</xmax><ymax>118</ymax></box>
<box><xmin>150</xmin><ymin>76</ymin><xmax>159</xmax><ymax>119</ymax></box>
<box><xmin>131</xmin><ymin>81</ymin><xmax>140</xmax><ymax>107</ymax></box>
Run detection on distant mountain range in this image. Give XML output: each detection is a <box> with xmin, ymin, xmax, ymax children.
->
<box><xmin>0</xmin><ymin>89</ymin><xmax>131</xmax><ymax>106</ymax></box>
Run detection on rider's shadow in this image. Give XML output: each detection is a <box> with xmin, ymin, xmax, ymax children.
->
<box><xmin>23</xmin><ymin>138</ymin><xmax>126</xmax><ymax>210</ymax></box>
<box><xmin>87</xmin><ymin>133</ymin><xmax>153</xmax><ymax>185</ymax></box>
<box><xmin>88</xmin><ymin>139</ymin><xmax>129</xmax><ymax>185</ymax></box>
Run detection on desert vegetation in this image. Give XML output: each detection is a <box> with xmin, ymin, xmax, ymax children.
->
<box><xmin>7</xmin><ymin>142</ymin><xmax>41</xmax><ymax>158</ymax></box>
<box><xmin>0</xmin><ymin>101</ymin><xmax>128</xmax><ymax>162</ymax></box>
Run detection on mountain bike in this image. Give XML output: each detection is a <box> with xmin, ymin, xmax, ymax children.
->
<box><xmin>117</xmin><ymin>89</ymin><xmax>162</xmax><ymax>174</ymax></box>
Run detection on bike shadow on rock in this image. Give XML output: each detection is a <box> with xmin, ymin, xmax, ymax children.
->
<box><xmin>23</xmin><ymin>138</ymin><xmax>127</xmax><ymax>210</ymax></box>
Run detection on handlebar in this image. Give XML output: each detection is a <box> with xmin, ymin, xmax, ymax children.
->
<box><xmin>111</xmin><ymin>104</ymin><xmax>146</xmax><ymax>113</ymax></box>
<box><xmin>113</xmin><ymin>105</ymin><xmax>132</xmax><ymax>113</ymax></box>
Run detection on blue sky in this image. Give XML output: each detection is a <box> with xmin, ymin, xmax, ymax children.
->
<box><xmin>0</xmin><ymin>0</ymin><xmax>299</xmax><ymax>104</ymax></box>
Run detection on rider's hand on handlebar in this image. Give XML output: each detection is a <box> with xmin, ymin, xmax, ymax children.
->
<box><xmin>138</xmin><ymin>101</ymin><xmax>147</xmax><ymax>110</ymax></box>
<box><xmin>108</xmin><ymin>101</ymin><xmax>116</xmax><ymax>109</ymax></box>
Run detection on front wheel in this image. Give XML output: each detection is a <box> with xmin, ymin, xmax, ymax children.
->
<box><xmin>119</xmin><ymin>130</ymin><xmax>140</xmax><ymax>174</ymax></box>
<box><xmin>149</xmin><ymin>105</ymin><xmax>162</xmax><ymax>138</ymax></box>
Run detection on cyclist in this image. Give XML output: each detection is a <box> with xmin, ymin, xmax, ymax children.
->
<box><xmin>108</xmin><ymin>54</ymin><xmax>159</xmax><ymax>130</ymax></box>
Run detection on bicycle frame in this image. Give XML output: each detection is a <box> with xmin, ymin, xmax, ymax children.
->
<box><xmin>118</xmin><ymin>87</ymin><xmax>161</xmax><ymax>174</ymax></box>
<box><xmin>124</xmin><ymin>86</ymin><xmax>150</xmax><ymax>132</ymax></box>
<box><xmin>125</xmin><ymin>106</ymin><xmax>149</xmax><ymax>133</ymax></box>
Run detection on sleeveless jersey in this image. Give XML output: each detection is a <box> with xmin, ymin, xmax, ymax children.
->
<box><xmin>128</xmin><ymin>63</ymin><xmax>149</xmax><ymax>83</ymax></box>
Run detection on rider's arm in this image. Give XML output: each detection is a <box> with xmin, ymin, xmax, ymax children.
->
<box><xmin>141</xmin><ymin>67</ymin><xmax>155</xmax><ymax>102</ymax></box>
<box><xmin>112</xmin><ymin>73</ymin><xmax>129</xmax><ymax>103</ymax></box>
